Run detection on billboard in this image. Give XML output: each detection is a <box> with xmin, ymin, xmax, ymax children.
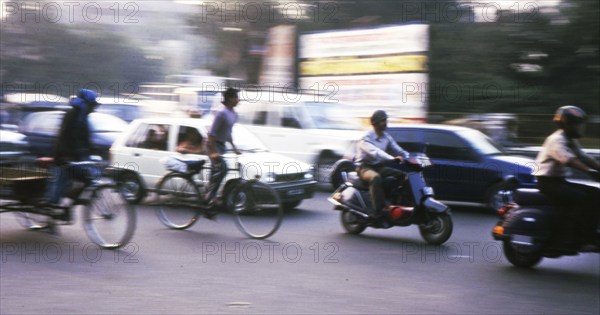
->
<box><xmin>298</xmin><ymin>23</ymin><xmax>429</xmax><ymax>121</ymax></box>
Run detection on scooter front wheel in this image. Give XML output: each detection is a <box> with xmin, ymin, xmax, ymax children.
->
<box><xmin>340</xmin><ymin>210</ymin><xmax>367</xmax><ymax>235</ymax></box>
<box><xmin>419</xmin><ymin>213</ymin><xmax>453</xmax><ymax>245</ymax></box>
<box><xmin>503</xmin><ymin>240</ymin><xmax>543</xmax><ymax>268</ymax></box>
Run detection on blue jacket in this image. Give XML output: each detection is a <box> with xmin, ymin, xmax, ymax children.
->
<box><xmin>53</xmin><ymin>89</ymin><xmax>98</xmax><ymax>164</ymax></box>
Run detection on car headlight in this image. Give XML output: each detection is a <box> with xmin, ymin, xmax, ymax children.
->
<box><xmin>304</xmin><ymin>167</ymin><xmax>315</xmax><ymax>180</ymax></box>
<box><xmin>264</xmin><ymin>172</ymin><xmax>276</xmax><ymax>183</ymax></box>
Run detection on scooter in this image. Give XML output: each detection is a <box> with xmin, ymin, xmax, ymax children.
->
<box><xmin>492</xmin><ymin>177</ymin><xmax>600</xmax><ymax>268</ymax></box>
<box><xmin>328</xmin><ymin>154</ymin><xmax>453</xmax><ymax>245</ymax></box>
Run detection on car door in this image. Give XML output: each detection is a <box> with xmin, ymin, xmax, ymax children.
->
<box><xmin>118</xmin><ymin>122</ymin><xmax>173</xmax><ymax>188</ymax></box>
<box><xmin>21</xmin><ymin>112</ymin><xmax>64</xmax><ymax>156</ymax></box>
<box><xmin>421</xmin><ymin>130</ymin><xmax>491</xmax><ymax>202</ymax></box>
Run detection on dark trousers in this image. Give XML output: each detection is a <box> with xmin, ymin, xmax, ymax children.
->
<box><xmin>357</xmin><ymin>164</ymin><xmax>406</xmax><ymax>216</ymax></box>
<box><xmin>207</xmin><ymin>156</ymin><xmax>227</xmax><ymax>203</ymax></box>
<box><xmin>537</xmin><ymin>177</ymin><xmax>600</xmax><ymax>242</ymax></box>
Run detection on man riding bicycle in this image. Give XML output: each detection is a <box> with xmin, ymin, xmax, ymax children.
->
<box><xmin>42</xmin><ymin>89</ymin><xmax>101</xmax><ymax>219</ymax></box>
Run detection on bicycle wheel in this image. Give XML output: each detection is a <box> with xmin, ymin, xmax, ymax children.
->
<box><xmin>83</xmin><ymin>184</ymin><xmax>136</xmax><ymax>249</ymax></box>
<box><xmin>154</xmin><ymin>173</ymin><xmax>202</xmax><ymax>230</ymax></box>
<box><xmin>229</xmin><ymin>180</ymin><xmax>283</xmax><ymax>239</ymax></box>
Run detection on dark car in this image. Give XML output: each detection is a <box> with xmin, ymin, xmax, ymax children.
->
<box><xmin>332</xmin><ymin>124</ymin><xmax>537</xmax><ymax>210</ymax></box>
<box><xmin>0</xmin><ymin>129</ymin><xmax>35</xmax><ymax>166</ymax></box>
<box><xmin>19</xmin><ymin>111</ymin><xmax>128</xmax><ymax>160</ymax></box>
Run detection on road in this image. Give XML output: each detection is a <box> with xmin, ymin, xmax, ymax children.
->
<box><xmin>1</xmin><ymin>188</ymin><xmax>599</xmax><ymax>314</ymax></box>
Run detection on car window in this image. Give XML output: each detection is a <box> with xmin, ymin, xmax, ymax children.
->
<box><xmin>238</xmin><ymin>102</ymin><xmax>268</xmax><ymax>126</ymax></box>
<box><xmin>387</xmin><ymin>128</ymin><xmax>426</xmax><ymax>153</ymax></box>
<box><xmin>126</xmin><ymin>123</ymin><xmax>170</xmax><ymax>151</ymax></box>
<box><xmin>89</xmin><ymin>113</ymin><xmax>129</xmax><ymax>132</ymax></box>
<box><xmin>281</xmin><ymin>105</ymin><xmax>302</xmax><ymax>128</ymax></box>
<box><xmin>177</xmin><ymin>126</ymin><xmax>204</xmax><ymax>147</ymax></box>
<box><xmin>96</xmin><ymin>104</ymin><xmax>140</xmax><ymax>122</ymax></box>
<box><xmin>424</xmin><ymin>131</ymin><xmax>477</xmax><ymax>161</ymax></box>
<box><xmin>21</xmin><ymin>112</ymin><xmax>63</xmax><ymax>135</ymax></box>
<box><xmin>456</xmin><ymin>129</ymin><xmax>504</xmax><ymax>155</ymax></box>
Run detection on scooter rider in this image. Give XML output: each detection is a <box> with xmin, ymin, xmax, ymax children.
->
<box><xmin>535</xmin><ymin>105</ymin><xmax>600</xmax><ymax>250</ymax></box>
<box><xmin>355</xmin><ymin>110</ymin><xmax>409</xmax><ymax>219</ymax></box>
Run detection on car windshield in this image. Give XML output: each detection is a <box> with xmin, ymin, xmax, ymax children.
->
<box><xmin>303</xmin><ymin>102</ymin><xmax>362</xmax><ymax>130</ymax></box>
<box><xmin>457</xmin><ymin>129</ymin><xmax>504</xmax><ymax>155</ymax></box>
<box><xmin>229</xmin><ymin>125</ymin><xmax>269</xmax><ymax>153</ymax></box>
<box><xmin>89</xmin><ymin>113</ymin><xmax>129</xmax><ymax>132</ymax></box>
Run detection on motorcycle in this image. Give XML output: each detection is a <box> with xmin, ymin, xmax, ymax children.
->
<box><xmin>492</xmin><ymin>177</ymin><xmax>600</xmax><ymax>268</ymax></box>
<box><xmin>328</xmin><ymin>154</ymin><xmax>453</xmax><ymax>245</ymax></box>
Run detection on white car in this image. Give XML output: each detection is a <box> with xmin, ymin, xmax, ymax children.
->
<box><xmin>230</xmin><ymin>91</ymin><xmax>365</xmax><ymax>183</ymax></box>
<box><xmin>109</xmin><ymin>117</ymin><xmax>317</xmax><ymax>209</ymax></box>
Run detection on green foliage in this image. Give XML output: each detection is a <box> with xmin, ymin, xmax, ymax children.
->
<box><xmin>1</xmin><ymin>22</ymin><xmax>162</xmax><ymax>96</ymax></box>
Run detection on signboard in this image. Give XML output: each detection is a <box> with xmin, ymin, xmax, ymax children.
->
<box><xmin>298</xmin><ymin>23</ymin><xmax>429</xmax><ymax>121</ymax></box>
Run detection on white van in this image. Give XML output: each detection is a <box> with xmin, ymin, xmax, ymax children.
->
<box><xmin>232</xmin><ymin>90</ymin><xmax>364</xmax><ymax>182</ymax></box>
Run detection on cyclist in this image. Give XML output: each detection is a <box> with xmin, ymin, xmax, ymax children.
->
<box><xmin>43</xmin><ymin>89</ymin><xmax>101</xmax><ymax>218</ymax></box>
<box><xmin>205</xmin><ymin>88</ymin><xmax>241</xmax><ymax>211</ymax></box>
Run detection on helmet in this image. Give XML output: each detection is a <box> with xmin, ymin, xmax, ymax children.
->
<box><xmin>553</xmin><ymin>105</ymin><xmax>586</xmax><ymax>127</ymax></box>
<box><xmin>370</xmin><ymin>110</ymin><xmax>388</xmax><ymax>125</ymax></box>
<box><xmin>77</xmin><ymin>89</ymin><xmax>100</xmax><ymax>106</ymax></box>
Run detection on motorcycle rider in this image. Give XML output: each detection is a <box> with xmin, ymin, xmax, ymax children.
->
<box><xmin>535</xmin><ymin>105</ymin><xmax>600</xmax><ymax>251</ymax></box>
<box><xmin>355</xmin><ymin>110</ymin><xmax>409</xmax><ymax>220</ymax></box>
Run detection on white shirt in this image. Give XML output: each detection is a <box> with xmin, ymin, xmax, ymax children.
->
<box><xmin>535</xmin><ymin>129</ymin><xmax>580</xmax><ymax>178</ymax></box>
<box><xmin>354</xmin><ymin>130</ymin><xmax>408</xmax><ymax>166</ymax></box>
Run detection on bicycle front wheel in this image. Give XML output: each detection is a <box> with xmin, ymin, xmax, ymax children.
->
<box><xmin>83</xmin><ymin>184</ymin><xmax>137</xmax><ymax>249</ymax></box>
<box><xmin>228</xmin><ymin>180</ymin><xmax>283</xmax><ymax>239</ymax></box>
<box><xmin>154</xmin><ymin>173</ymin><xmax>202</xmax><ymax>230</ymax></box>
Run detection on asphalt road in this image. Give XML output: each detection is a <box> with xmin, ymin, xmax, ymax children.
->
<box><xmin>1</xmin><ymin>189</ymin><xmax>599</xmax><ymax>314</ymax></box>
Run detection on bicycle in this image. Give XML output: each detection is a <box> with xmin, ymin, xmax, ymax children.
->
<box><xmin>0</xmin><ymin>160</ymin><xmax>137</xmax><ymax>249</ymax></box>
<box><xmin>152</xmin><ymin>158</ymin><xmax>283</xmax><ymax>239</ymax></box>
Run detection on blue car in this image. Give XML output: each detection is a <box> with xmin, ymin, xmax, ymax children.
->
<box><xmin>332</xmin><ymin>124</ymin><xmax>537</xmax><ymax>210</ymax></box>
<box><xmin>19</xmin><ymin>111</ymin><xmax>128</xmax><ymax>160</ymax></box>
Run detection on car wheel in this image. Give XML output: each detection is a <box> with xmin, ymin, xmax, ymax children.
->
<box><xmin>118</xmin><ymin>172</ymin><xmax>144</xmax><ymax>204</ymax></box>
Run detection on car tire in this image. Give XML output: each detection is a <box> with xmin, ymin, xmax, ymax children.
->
<box><xmin>118</xmin><ymin>172</ymin><xmax>145</xmax><ymax>204</ymax></box>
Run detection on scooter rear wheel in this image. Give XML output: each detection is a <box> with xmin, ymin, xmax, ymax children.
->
<box><xmin>503</xmin><ymin>240</ymin><xmax>543</xmax><ymax>268</ymax></box>
<box><xmin>340</xmin><ymin>211</ymin><xmax>367</xmax><ymax>235</ymax></box>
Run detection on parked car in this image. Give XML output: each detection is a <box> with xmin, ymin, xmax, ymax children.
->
<box><xmin>19</xmin><ymin>111</ymin><xmax>128</xmax><ymax>160</ymax></box>
<box><xmin>229</xmin><ymin>90</ymin><xmax>365</xmax><ymax>182</ymax></box>
<box><xmin>331</xmin><ymin>124</ymin><xmax>537</xmax><ymax>210</ymax></box>
<box><xmin>109</xmin><ymin>117</ymin><xmax>317</xmax><ymax>208</ymax></box>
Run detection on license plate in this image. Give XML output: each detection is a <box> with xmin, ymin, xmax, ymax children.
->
<box><xmin>287</xmin><ymin>189</ymin><xmax>304</xmax><ymax>196</ymax></box>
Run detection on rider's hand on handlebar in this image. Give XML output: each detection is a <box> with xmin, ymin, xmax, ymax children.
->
<box><xmin>394</xmin><ymin>156</ymin><xmax>404</xmax><ymax>163</ymax></box>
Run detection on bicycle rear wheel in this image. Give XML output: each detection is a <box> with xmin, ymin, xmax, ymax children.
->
<box><xmin>229</xmin><ymin>180</ymin><xmax>283</xmax><ymax>239</ymax></box>
<box><xmin>83</xmin><ymin>184</ymin><xmax>136</xmax><ymax>249</ymax></box>
<box><xmin>154</xmin><ymin>173</ymin><xmax>202</xmax><ymax>230</ymax></box>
